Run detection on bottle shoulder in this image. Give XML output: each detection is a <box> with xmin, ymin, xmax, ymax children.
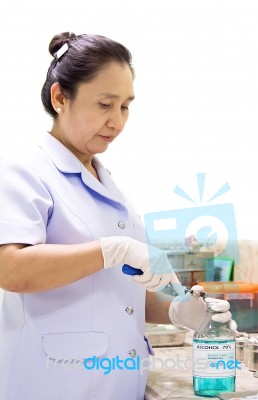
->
<box><xmin>193</xmin><ymin>321</ymin><xmax>236</xmax><ymax>340</ymax></box>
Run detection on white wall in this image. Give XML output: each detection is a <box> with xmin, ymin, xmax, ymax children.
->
<box><xmin>1</xmin><ymin>0</ymin><xmax>258</xmax><ymax>241</ymax></box>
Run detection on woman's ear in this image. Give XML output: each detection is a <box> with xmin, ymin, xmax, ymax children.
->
<box><xmin>50</xmin><ymin>82</ymin><xmax>66</xmax><ymax>113</ymax></box>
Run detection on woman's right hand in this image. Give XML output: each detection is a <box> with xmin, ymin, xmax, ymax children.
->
<box><xmin>100</xmin><ymin>236</ymin><xmax>184</xmax><ymax>295</ymax></box>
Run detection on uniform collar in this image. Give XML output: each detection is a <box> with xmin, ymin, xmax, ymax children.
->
<box><xmin>39</xmin><ymin>132</ymin><xmax>126</xmax><ymax>206</ymax></box>
<box><xmin>39</xmin><ymin>132</ymin><xmax>82</xmax><ymax>173</ymax></box>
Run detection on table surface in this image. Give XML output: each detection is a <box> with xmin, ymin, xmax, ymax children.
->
<box><xmin>145</xmin><ymin>333</ymin><xmax>258</xmax><ymax>400</ymax></box>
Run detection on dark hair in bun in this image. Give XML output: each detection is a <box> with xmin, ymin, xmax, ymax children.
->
<box><xmin>41</xmin><ymin>31</ymin><xmax>134</xmax><ymax>118</ymax></box>
<box><xmin>48</xmin><ymin>31</ymin><xmax>77</xmax><ymax>57</ymax></box>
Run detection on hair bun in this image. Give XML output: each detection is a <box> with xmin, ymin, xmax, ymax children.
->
<box><xmin>49</xmin><ymin>32</ymin><xmax>76</xmax><ymax>57</ymax></box>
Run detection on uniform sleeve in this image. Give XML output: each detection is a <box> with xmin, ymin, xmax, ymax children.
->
<box><xmin>0</xmin><ymin>158</ymin><xmax>53</xmax><ymax>245</ymax></box>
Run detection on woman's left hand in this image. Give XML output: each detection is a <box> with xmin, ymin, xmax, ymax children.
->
<box><xmin>168</xmin><ymin>285</ymin><xmax>237</xmax><ymax>331</ymax></box>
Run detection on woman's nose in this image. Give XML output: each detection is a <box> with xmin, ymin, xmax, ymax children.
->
<box><xmin>106</xmin><ymin>110</ymin><xmax>124</xmax><ymax>131</ymax></box>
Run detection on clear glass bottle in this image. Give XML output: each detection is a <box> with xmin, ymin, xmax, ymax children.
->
<box><xmin>192</xmin><ymin>302</ymin><xmax>236</xmax><ymax>397</ymax></box>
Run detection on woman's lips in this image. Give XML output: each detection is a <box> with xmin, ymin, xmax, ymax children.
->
<box><xmin>99</xmin><ymin>135</ymin><xmax>114</xmax><ymax>142</ymax></box>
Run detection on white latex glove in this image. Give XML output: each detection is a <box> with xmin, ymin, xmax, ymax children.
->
<box><xmin>169</xmin><ymin>285</ymin><xmax>237</xmax><ymax>331</ymax></box>
<box><xmin>100</xmin><ymin>236</ymin><xmax>185</xmax><ymax>295</ymax></box>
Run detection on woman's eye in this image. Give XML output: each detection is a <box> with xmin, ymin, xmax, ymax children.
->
<box><xmin>99</xmin><ymin>103</ymin><xmax>129</xmax><ymax>111</ymax></box>
<box><xmin>100</xmin><ymin>103</ymin><xmax>111</xmax><ymax>109</ymax></box>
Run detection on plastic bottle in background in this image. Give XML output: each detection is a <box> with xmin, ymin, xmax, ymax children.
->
<box><xmin>192</xmin><ymin>301</ymin><xmax>236</xmax><ymax>397</ymax></box>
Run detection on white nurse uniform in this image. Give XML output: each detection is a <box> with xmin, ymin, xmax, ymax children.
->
<box><xmin>0</xmin><ymin>132</ymin><xmax>153</xmax><ymax>400</ymax></box>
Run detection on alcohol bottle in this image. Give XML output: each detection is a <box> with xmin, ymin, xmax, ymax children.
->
<box><xmin>192</xmin><ymin>301</ymin><xmax>236</xmax><ymax>397</ymax></box>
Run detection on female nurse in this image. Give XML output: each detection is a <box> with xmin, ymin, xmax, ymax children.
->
<box><xmin>0</xmin><ymin>32</ymin><xmax>233</xmax><ymax>400</ymax></box>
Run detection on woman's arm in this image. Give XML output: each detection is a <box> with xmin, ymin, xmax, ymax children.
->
<box><xmin>0</xmin><ymin>241</ymin><xmax>104</xmax><ymax>293</ymax></box>
<box><xmin>145</xmin><ymin>290</ymin><xmax>172</xmax><ymax>324</ymax></box>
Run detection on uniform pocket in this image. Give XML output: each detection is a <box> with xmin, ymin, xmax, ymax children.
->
<box><xmin>42</xmin><ymin>331</ymin><xmax>108</xmax><ymax>360</ymax></box>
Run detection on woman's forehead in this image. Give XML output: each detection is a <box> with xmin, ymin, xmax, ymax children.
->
<box><xmin>77</xmin><ymin>63</ymin><xmax>134</xmax><ymax>99</ymax></box>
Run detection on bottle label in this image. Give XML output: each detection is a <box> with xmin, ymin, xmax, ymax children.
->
<box><xmin>193</xmin><ymin>339</ymin><xmax>236</xmax><ymax>378</ymax></box>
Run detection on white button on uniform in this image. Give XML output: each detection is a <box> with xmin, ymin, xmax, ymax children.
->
<box><xmin>125</xmin><ymin>306</ymin><xmax>134</xmax><ymax>315</ymax></box>
<box><xmin>118</xmin><ymin>220</ymin><xmax>125</xmax><ymax>229</ymax></box>
<box><xmin>128</xmin><ymin>349</ymin><xmax>137</xmax><ymax>358</ymax></box>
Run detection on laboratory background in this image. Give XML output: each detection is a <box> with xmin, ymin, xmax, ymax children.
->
<box><xmin>1</xmin><ymin>1</ymin><xmax>258</xmax><ymax>397</ymax></box>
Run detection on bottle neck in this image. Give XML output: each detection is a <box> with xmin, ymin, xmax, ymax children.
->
<box><xmin>194</xmin><ymin>306</ymin><xmax>235</xmax><ymax>338</ymax></box>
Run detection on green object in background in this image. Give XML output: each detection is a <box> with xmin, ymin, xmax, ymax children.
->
<box><xmin>205</xmin><ymin>256</ymin><xmax>234</xmax><ymax>282</ymax></box>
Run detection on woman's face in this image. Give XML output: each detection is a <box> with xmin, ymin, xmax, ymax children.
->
<box><xmin>52</xmin><ymin>61</ymin><xmax>134</xmax><ymax>166</ymax></box>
